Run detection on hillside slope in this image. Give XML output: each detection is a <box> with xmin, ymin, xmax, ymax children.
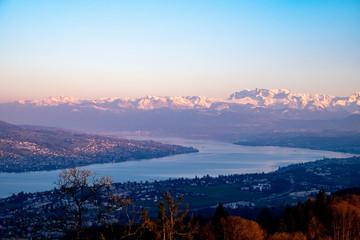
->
<box><xmin>0</xmin><ymin>121</ymin><xmax>197</xmax><ymax>172</ymax></box>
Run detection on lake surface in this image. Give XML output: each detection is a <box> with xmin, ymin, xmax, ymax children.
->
<box><xmin>0</xmin><ymin>137</ymin><xmax>355</xmax><ymax>198</ymax></box>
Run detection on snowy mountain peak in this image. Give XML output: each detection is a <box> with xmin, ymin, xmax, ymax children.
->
<box><xmin>11</xmin><ymin>89</ymin><xmax>360</xmax><ymax>113</ymax></box>
<box><xmin>228</xmin><ymin>89</ymin><xmax>348</xmax><ymax>110</ymax></box>
<box><xmin>23</xmin><ymin>96</ymin><xmax>82</xmax><ymax>106</ymax></box>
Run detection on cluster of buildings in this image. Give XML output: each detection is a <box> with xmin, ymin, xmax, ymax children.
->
<box><xmin>1</xmin><ymin>156</ymin><xmax>358</xmax><ymax>238</ymax></box>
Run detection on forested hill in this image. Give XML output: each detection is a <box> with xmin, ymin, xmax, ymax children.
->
<box><xmin>234</xmin><ymin>126</ymin><xmax>360</xmax><ymax>154</ymax></box>
<box><xmin>0</xmin><ymin>120</ymin><xmax>198</xmax><ymax>172</ymax></box>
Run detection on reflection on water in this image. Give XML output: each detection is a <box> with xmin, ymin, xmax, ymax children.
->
<box><xmin>0</xmin><ymin>137</ymin><xmax>355</xmax><ymax>198</ymax></box>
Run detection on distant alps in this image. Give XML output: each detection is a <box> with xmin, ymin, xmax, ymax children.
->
<box><xmin>1</xmin><ymin>89</ymin><xmax>359</xmax><ymax>142</ymax></box>
<box><xmin>12</xmin><ymin>89</ymin><xmax>360</xmax><ymax>113</ymax></box>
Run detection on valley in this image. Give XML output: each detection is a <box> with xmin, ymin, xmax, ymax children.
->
<box><xmin>1</xmin><ymin>89</ymin><xmax>359</xmax><ymax>238</ymax></box>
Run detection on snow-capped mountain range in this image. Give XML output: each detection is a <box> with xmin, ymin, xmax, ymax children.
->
<box><xmin>14</xmin><ymin>89</ymin><xmax>360</xmax><ymax>113</ymax></box>
<box><xmin>1</xmin><ymin>89</ymin><xmax>360</xmax><ymax>141</ymax></box>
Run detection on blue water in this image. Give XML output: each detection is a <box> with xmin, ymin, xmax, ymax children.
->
<box><xmin>0</xmin><ymin>137</ymin><xmax>355</xmax><ymax>198</ymax></box>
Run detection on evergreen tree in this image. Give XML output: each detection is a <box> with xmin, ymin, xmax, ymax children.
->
<box><xmin>213</xmin><ymin>203</ymin><xmax>228</xmax><ymax>224</ymax></box>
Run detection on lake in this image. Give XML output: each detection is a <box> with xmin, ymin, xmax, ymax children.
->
<box><xmin>0</xmin><ymin>137</ymin><xmax>355</xmax><ymax>198</ymax></box>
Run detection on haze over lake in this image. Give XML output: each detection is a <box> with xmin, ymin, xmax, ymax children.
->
<box><xmin>0</xmin><ymin>138</ymin><xmax>355</xmax><ymax>198</ymax></box>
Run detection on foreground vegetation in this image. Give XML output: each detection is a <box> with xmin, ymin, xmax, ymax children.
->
<box><xmin>1</xmin><ymin>168</ymin><xmax>360</xmax><ymax>239</ymax></box>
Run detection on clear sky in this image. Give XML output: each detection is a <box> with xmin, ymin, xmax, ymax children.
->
<box><xmin>0</xmin><ymin>0</ymin><xmax>359</xmax><ymax>102</ymax></box>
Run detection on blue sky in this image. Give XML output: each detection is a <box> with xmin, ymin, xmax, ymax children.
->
<box><xmin>0</xmin><ymin>0</ymin><xmax>359</xmax><ymax>102</ymax></box>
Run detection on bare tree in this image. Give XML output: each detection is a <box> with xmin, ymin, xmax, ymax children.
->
<box><xmin>53</xmin><ymin>168</ymin><xmax>150</xmax><ymax>239</ymax></box>
<box><xmin>54</xmin><ymin>168</ymin><xmax>113</xmax><ymax>239</ymax></box>
<box><xmin>105</xmin><ymin>196</ymin><xmax>152</xmax><ymax>240</ymax></box>
<box><xmin>154</xmin><ymin>191</ymin><xmax>196</xmax><ymax>240</ymax></box>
